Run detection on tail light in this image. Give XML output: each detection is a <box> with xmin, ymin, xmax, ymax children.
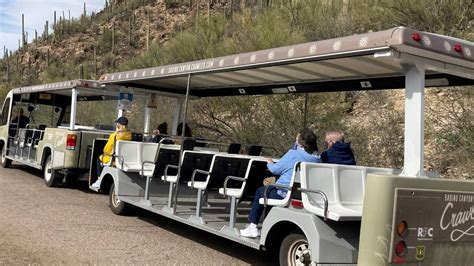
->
<box><xmin>291</xmin><ymin>199</ymin><xmax>304</xmax><ymax>209</ymax></box>
<box><xmin>453</xmin><ymin>44</ymin><xmax>463</xmax><ymax>53</ymax></box>
<box><xmin>66</xmin><ymin>134</ymin><xmax>77</xmax><ymax>150</ymax></box>
<box><xmin>411</xmin><ymin>32</ymin><xmax>422</xmax><ymax>42</ymax></box>
<box><xmin>395</xmin><ymin>240</ymin><xmax>407</xmax><ymax>257</ymax></box>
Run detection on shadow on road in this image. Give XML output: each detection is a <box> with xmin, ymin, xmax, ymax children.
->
<box><xmin>12</xmin><ymin>164</ymin><xmax>96</xmax><ymax>193</ymax></box>
<box><xmin>137</xmin><ymin>209</ymin><xmax>277</xmax><ymax>265</ymax></box>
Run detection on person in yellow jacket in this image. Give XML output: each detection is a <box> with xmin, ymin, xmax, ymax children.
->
<box><xmin>92</xmin><ymin>116</ymin><xmax>132</xmax><ymax>189</ymax></box>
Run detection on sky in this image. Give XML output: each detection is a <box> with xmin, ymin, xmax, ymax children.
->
<box><xmin>0</xmin><ymin>0</ymin><xmax>105</xmax><ymax>58</ymax></box>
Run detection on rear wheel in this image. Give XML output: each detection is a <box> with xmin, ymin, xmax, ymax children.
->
<box><xmin>44</xmin><ymin>155</ymin><xmax>62</xmax><ymax>187</ymax></box>
<box><xmin>279</xmin><ymin>233</ymin><xmax>313</xmax><ymax>266</ymax></box>
<box><xmin>109</xmin><ymin>182</ymin><xmax>131</xmax><ymax>215</ymax></box>
<box><xmin>1</xmin><ymin>144</ymin><xmax>12</xmax><ymax>168</ymax></box>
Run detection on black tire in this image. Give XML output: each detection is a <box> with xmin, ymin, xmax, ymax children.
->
<box><xmin>1</xmin><ymin>144</ymin><xmax>12</xmax><ymax>168</ymax></box>
<box><xmin>279</xmin><ymin>233</ymin><xmax>312</xmax><ymax>266</ymax></box>
<box><xmin>109</xmin><ymin>182</ymin><xmax>131</xmax><ymax>215</ymax></box>
<box><xmin>44</xmin><ymin>155</ymin><xmax>62</xmax><ymax>187</ymax></box>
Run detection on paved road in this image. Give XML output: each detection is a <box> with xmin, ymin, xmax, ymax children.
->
<box><xmin>0</xmin><ymin>164</ymin><xmax>274</xmax><ymax>265</ymax></box>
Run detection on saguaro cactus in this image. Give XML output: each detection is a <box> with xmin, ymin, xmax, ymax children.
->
<box><xmin>146</xmin><ymin>10</ymin><xmax>150</xmax><ymax>51</ymax></box>
<box><xmin>22</xmin><ymin>14</ymin><xmax>25</xmax><ymax>47</ymax></box>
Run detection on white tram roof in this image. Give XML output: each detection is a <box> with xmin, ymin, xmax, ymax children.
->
<box><xmin>99</xmin><ymin>27</ymin><xmax>474</xmax><ymax>97</ymax></box>
<box><xmin>11</xmin><ymin>80</ymin><xmax>101</xmax><ymax>94</ymax></box>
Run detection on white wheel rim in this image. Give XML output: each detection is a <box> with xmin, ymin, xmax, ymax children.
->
<box><xmin>111</xmin><ymin>186</ymin><xmax>120</xmax><ymax>207</ymax></box>
<box><xmin>288</xmin><ymin>240</ymin><xmax>312</xmax><ymax>266</ymax></box>
<box><xmin>44</xmin><ymin>159</ymin><xmax>52</xmax><ymax>182</ymax></box>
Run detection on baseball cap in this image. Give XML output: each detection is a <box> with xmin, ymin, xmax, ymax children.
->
<box><xmin>115</xmin><ymin>116</ymin><xmax>129</xmax><ymax>126</ymax></box>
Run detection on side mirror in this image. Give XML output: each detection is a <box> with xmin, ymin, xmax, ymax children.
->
<box><xmin>27</xmin><ymin>105</ymin><xmax>35</xmax><ymax>112</ymax></box>
<box><xmin>54</xmin><ymin>107</ymin><xmax>61</xmax><ymax>113</ymax></box>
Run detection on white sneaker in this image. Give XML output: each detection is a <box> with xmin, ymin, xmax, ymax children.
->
<box><xmin>91</xmin><ymin>180</ymin><xmax>100</xmax><ymax>189</ymax></box>
<box><xmin>240</xmin><ymin>224</ymin><xmax>260</xmax><ymax>238</ymax></box>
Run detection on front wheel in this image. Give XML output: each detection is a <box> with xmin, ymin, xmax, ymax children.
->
<box><xmin>1</xmin><ymin>144</ymin><xmax>12</xmax><ymax>168</ymax></box>
<box><xmin>44</xmin><ymin>155</ymin><xmax>62</xmax><ymax>187</ymax></box>
<box><xmin>279</xmin><ymin>233</ymin><xmax>313</xmax><ymax>266</ymax></box>
<box><xmin>109</xmin><ymin>182</ymin><xmax>131</xmax><ymax>215</ymax></box>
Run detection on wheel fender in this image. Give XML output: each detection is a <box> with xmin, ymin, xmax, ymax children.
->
<box><xmin>96</xmin><ymin>166</ymin><xmax>121</xmax><ymax>191</ymax></box>
<box><xmin>260</xmin><ymin>208</ymin><xmax>320</xmax><ymax>257</ymax></box>
<box><xmin>260</xmin><ymin>207</ymin><xmax>358</xmax><ymax>263</ymax></box>
<box><xmin>39</xmin><ymin>144</ymin><xmax>54</xmax><ymax>167</ymax></box>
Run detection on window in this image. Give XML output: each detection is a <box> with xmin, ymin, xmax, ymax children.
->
<box><xmin>0</xmin><ymin>98</ymin><xmax>11</xmax><ymax>126</ymax></box>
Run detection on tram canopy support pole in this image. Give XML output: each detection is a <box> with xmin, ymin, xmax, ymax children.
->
<box><xmin>401</xmin><ymin>63</ymin><xmax>426</xmax><ymax>178</ymax></box>
<box><xmin>172</xmin><ymin>74</ymin><xmax>192</xmax><ymax>214</ymax></box>
<box><xmin>70</xmin><ymin>88</ymin><xmax>77</xmax><ymax>130</ymax></box>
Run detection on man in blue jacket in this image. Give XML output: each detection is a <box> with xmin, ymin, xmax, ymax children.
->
<box><xmin>321</xmin><ymin>130</ymin><xmax>356</xmax><ymax>165</ymax></box>
<box><xmin>240</xmin><ymin>129</ymin><xmax>321</xmax><ymax>238</ymax></box>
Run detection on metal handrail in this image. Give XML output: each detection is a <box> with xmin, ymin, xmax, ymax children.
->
<box><xmin>222</xmin><ymin>175</ymin><xmax>246</xmax><ymax>197</ymax></box>
<box><xmin>140</xmin><ymin>160</ymin><xmax>155</xmax><ymax>178</ymax></box>
<box><xmin>262</xmin><ymin>183</ymin><xmax>291</xmax><ymax>207</ymax></box>
<box><xmin>164</xmin><ymin>164</ymin><xmax>179</xmax><ymax>181</ymax></box>
<box><xmin>190</xmin><ymin>169</ymin><xmax>211</xmax><ymax>188</ymax></box>
<box><xmin>298</xmin><ymin>188</ymin><xmax>329</xmax><ymax>221</ymax></box>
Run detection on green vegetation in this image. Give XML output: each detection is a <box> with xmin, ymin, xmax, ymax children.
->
<box><xmin>0</xmin><ymin>0</ymin><xmax>472</xmax><ymax>177</ymax></box>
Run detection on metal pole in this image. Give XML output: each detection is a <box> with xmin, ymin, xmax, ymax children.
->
<box><xmin>172</xmin><ymin>74</ymin><xmax>192</xmax><ymax>214</ymax></box>
<box><xmin>70</xmin><ymin>88</ymin><xmax>77</xmax><ymax>130</ymax></box>
<box><xmin>144</xmin><ymin>103</ymin><xmax>151</xmax><ymax>134</ymax></box>
<box><xmin>400</xmin><ymin>63</ymin><xmax>425</xmax><ymax>178</ymax></box>
<box><xmin>303</xmin><ymin>93</ymin><xmax>308</xmax><ymax>128</ymax></box>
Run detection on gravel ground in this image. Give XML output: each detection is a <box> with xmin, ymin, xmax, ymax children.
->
<box><xmin>0</xmin><ymin>164</ymin><xmax>274</xmax><ymax>265</ymax></box>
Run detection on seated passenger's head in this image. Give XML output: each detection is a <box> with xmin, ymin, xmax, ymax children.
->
<box><xmin>177</xmin><ymin>122</ymin><xmax>192</xmax><ymax>137</ymax></box>
<box><xmin>324</xmin><ymin>130</ymin><xmax>345</xmax><ymax>149</ymax></box>
<box><xmin>115</xmin><ymin>116</ymin><xmax>129</xmax><ymax>130</ymax></box>
<box><xmin>296</xmin><ymin>128</ymin><xmax>318</xmax><ymax>154</ymax></box>
<box><xmin>16</xmin><ymin>107</ymin><xmax>24</xmax><ymax>116</ymax></box>
<box><xmin>157</xmin><ymin>122</ymin><xmax>168</xmax><ymax>135</ymax></box>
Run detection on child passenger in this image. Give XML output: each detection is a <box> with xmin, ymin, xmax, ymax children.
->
<box><xmin>321</xmin><ymin>130</ymin><xmax>356</xmax><ymax>165</ymax></box>
<box><xmin>240</xmin><ymin>128</ymin><xmax>321</xmax><ymax>238</ymax></box>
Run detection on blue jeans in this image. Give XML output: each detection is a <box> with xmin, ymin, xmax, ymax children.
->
<box><xmin>96</xmin><ymin>157</ymin><xmax>104</xmax><ymax>177</ymax></box>
<box><xmin>248</xmin><ymin>186</ymin><xmax>284</xmax><ymax>224</ymax></box>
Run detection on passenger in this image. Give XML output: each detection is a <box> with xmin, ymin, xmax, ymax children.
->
<box><xmin>175</xmin><ymin>122</ymin><xmax>192</xmax><ymax>145</ymax></box>
<box><xmin>92</xmin><ymin>116</ymin><xmax>132</xmax><ymax>189</ymax></box>
<box><xmin>177</xmin><ymin>122</ymin><xmax>192</xmax><ymax>137</ymax></box>
<box><xmin>152</xmin><ymin>122</ymin><xmax>168</xmax><ymax>143</ymax></box>
<box><xmin>240</xmin><ymin>128</ymin><xmax>321</xmax><ymax>238</ymax></box>
<box><xmin>321</xmin><ymin>130</ymin><xmax>356</xmax><ymax>165</ymax></box>
<box><xmin>11</xmin><ymin>107</ymin><xmax>30</xmax><ymax>128</ymax></box>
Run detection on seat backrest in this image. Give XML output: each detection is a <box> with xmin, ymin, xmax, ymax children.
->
<box><xmin>300</xmin><ymin>162</ymin><xmax>399</xmax><ymax>220</ymax></box>
<box><xmin>303</xmin><ymin>164</ymin><xmax>337</xmax><ymax>204</ymax></box>
<box><xmin>153</xmin><ymin>146</ymin><xmax>181</xmax><ymax>177</ymax></box>
<box><xmin>115</xmin><ymin>141</ymin><xmax>141</xmax><ymax>169</ymax></box>
<box><xmin>208</xmin><ymin>155</ymin><xmax>251</xmax><ymax>189</ymax></box>
<box><xmin>182</xmin><ymin>138</ymin><xmax>196</xmax><ymax>151</ymax></box>
<box><xmin>241</xmin><ymin>160</ymin><xmax>271</xmax><ymax>201</ymax></box>
<box><xmin>141</xmin><ymin>142</ymin><xmax>158</xmax><ymax>163</ymax></box>
<box><xmin>24</xmin><ymin>129</ymin><xmax>34</xmax><ymax>139</ymax></box>
<box><xmin>32</xmin><ymin>130</ymin><xmax>42</xmax><ymax>139</ymax></box>
<box><xmin>227</xmin><ymin>143</ymin><xmax>241</xmax><ymax>154</ymax></box>
<box><xmin>179</xmin><ymin>151</ymin><xmax>216</xmax><ymax>183</ymax></box>
<box><xmin>247</xmin><ymin>145</ymin><xmax>262</xmax><ymax>156</ymax></box>
<box><xmin>18</xmin><ymin>128</ymin><xmax>27</xmax><ymax>139</ymax></box>
<box><xmin>337</xmin><ymin>166</ymin><xmax>365</xmax><ymax>204</ymax></box>
<box><xmin>131</xmin><ymin>133</ymin><xmax>143</xmax><ymax>142</ymax></box>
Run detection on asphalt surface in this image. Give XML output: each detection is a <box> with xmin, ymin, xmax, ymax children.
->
<box><xmin>0</xmin><ymin>163</ymin><xmax>274</xmax><ymax>265</ymax></box>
